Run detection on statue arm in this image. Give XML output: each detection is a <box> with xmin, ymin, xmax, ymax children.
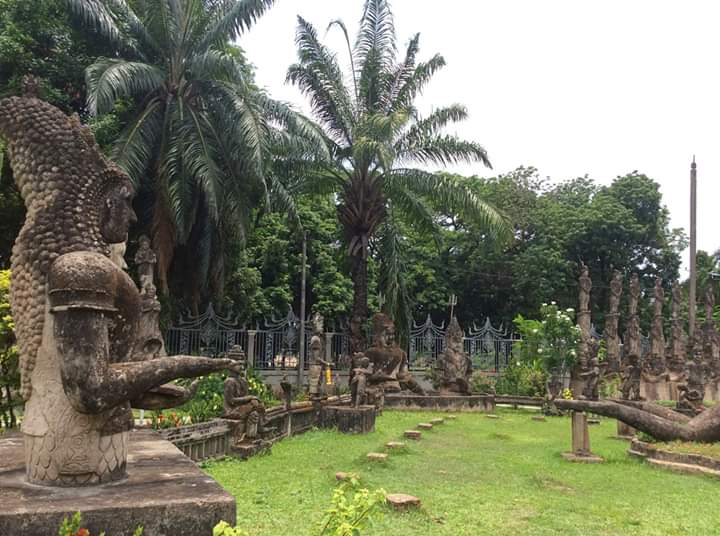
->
<box><xmin>54</xmin><ymin>308</ymin><xmax>233</xmax><ymax>414</ymax></box>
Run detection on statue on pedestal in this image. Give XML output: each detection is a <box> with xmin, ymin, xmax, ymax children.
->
<box><xmin>365</xmin><ymin>313</ymin><xmax>425</xmax><ymax>395</ymax></box>
<box><xmin>134</xmin><ymin>235</ymin><xmax>165</xmax><ymax>361</ymax></box>
<box><xmin>436</xmin><ymin>317</ymin><xmax>472</xmax><ymax>395</ymax></box>
<box><xmin>0</xmin><ymin>93</ymin><xmax>235</xmax><ymax>486</ymax></box>
<box><xmin>580</xmin><ymin>356</ymin><xmax>601</xmax><ymax>400</ymax></box>
<box><xmin>620</xmin><ymin>354</ymin><xmax>642</xmax><ymax>401</ymax></box>
<box><xmin>604</xmin><ymin>270</ymin><xmax>622</xmax><ymax>372</ymax></box>
<box><xmin>307</xmin><ymin>313</ymin><xmax>331</xmax><ymax>400</ymax></box>
<box><xmin>223</xmin><ymin>346</ymin><xmax>265</xmax><ymax>442</ymax></box>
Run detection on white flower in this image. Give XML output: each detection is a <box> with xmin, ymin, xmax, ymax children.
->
<box><xmin>551</xmin><ymin>301</ymin><xmax>557</xmax><ymax>305</ymax></box>
<box><xmin>532</xmin><ymin>328</ymin><xmax>539</xmax><ymax>334</ymax></box>
<box><xmin>570</xmin><ymin>350</ymin><xmax>576</xmax><ymax>356</ymax></box>
<box><xmin>566</xmin><ymin>308</ymin><xmax>574</xmax><ymax>313</ymax></box>
<box><xmin>538</xmin><ymin>348</ymin><xmax>543</xmax><ymax>354</ymax></box>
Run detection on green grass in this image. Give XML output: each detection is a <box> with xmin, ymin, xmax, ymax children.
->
<box><xmin>203</xmin><ymin>409</ymin><xmax>720</xmax><ymax>536</ymax></box>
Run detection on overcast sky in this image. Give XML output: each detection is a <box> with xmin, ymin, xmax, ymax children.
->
<box><xmin>240</xmin><ymin>0</ymin><xmax>719</xmax><ymax>277</ymax></box>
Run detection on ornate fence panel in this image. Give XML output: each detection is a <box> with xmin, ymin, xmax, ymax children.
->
<box><xmin>464</xmin><ymin>318</ymin><xmax>518</xmax><ymax>372</ymax></box>
<box><xmin>409</xmin><ymin>315</ymin><xmax>519</xmax><ymax>372</ymax></box>
<box><xmin>166</xmin><ymin>306</ymin><xmax>351</xmax><ymax>370</ymax></box>
<box><xmin>409</xmin><ymin>315</ymin><xmax>446</xmax><ymax>369</ymax></box>
<box><xmin>165</xmin><ymin>304</ymin><xmax>246</xmax><ymax>358</ymax></box>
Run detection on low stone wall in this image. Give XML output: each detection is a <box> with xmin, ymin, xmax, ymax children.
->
<box><xmin>640</xmin><ymin>378</ymin><xmax>720</xmax><ymax>403</ymax></box>
<box><xmin>629</xmin><ymin>438</ymin><xmax>720</xmax><ymax>477</ymax></box>
<box><xmin>495</xmin><ymin>395</ymin><xmax>544</xmax><ymax>407</ymax></box>
<box><xmin>384</xmin><ymin>394</ymin><xmax>495</xmax><ymax>412</ymax></box>
<box><xmin>160</xmin><ymin>395</ymin><xmax>354</xmax><ymax>462</ymax></box>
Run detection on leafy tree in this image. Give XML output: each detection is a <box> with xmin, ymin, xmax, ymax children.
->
<box><xmin>0</xmin><ymin>269</ymin><xmax>19</xmax><ymax>429</ymax></box>
<box><xmin>287</xmin><ymin>0</ymin><xmax>507</xmax><ymax>350</ymax></box>
<box><xmin>63</xmin><ymin>0</ymin><xmax>326</xmax><ymax>309</ymax></box>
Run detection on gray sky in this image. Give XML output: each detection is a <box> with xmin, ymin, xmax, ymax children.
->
<box><xmin>240</xmin><ymin>0</ymin><xmax>720</xmax><ymax>277</ymax></box>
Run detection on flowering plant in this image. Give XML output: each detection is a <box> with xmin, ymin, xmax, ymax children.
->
<box><xmin>513</xmin><ymin>302</ymin><xmax>581</xmax><ymax>371</ymax></box>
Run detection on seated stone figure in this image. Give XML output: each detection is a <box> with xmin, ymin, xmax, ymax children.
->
<box><xmin>307</xmin><ymin>313</ymin><xmax>331</xmax><ymax>400</ymax></box>
<box><xmin>223</xmin><ymin>346</ymin><xmax>265</xmax><ymax>442</ymax></box>
<box><xmin>436</xmin><ymin>317</ymin><xmax>472</xmax><ymax>395</ymax></box>
<box><xmin>0</xmin><ymin>92</ymin><xmax>235</xmax><ymax>486</ymax></box>
<box><xmin>365</xmin><ymin>313</ymin><xmax>425</xmax><ymax>395</ymax></box>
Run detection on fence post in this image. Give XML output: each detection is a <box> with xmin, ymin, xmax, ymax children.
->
<box><xmin>247</xmin><ymin>330</ymin><xmax>256</xmax><ymax>368</ymax></box>
<box><xmin>325</xmin><ymin>332</ymin><xmax>333</xmax><ymax>362</ymax></box>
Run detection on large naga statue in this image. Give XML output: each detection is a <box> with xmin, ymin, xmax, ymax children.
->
<box><xmin>0</xmin><ymin>92</ymin><xmax>235</xmax><ymax>486</ymax></box>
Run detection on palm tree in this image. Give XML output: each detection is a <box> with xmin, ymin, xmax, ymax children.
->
<box><xmin>287</xmin><ymin>0</ymin><xmax>509</xmax><ymax>351</ymax></box>
<box><xmin>63</xmin><ymin>0</ymin><xmax>326</xmax><ymax>305</ymax></box>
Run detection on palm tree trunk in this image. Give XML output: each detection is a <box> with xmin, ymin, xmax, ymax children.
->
<box><xmin>349</xmin><ymin>252</ymin><xmax>369</xmax><ymax>354</ymax></box>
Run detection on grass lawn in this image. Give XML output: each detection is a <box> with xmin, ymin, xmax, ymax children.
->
<box><xmin>204</xmin><ymin>408</ymin><xmax>720</xmax><ymax>536</ymax></box>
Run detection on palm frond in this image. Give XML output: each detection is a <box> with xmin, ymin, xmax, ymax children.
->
<box><xmin>62</xmin><ymin>0</ymin><xmax>138</xmax><ymax>56</ymax></box>
<box><xmin>383</xmin><ymin>32</ymin><xmax>420</xmax><ymax>111</ymax></box>
<box><xmin>386</xmin><ymin>168</ymin><xmax>510</xmax><ymax>241</ymax></box>
<box><xmin>199</xmin><ymin>0</ymin><xmax>275</xmax><ymax>50</ymax></box>
<box><xmin>394</xmin><ymin>104</ymin><xmax>468</xmax><ymax>151</ymax></box>
<box><xmin>287</xmin><ymin>16</ymin><xmax>355</xmax><ymax>145</ymax></box>
<box><xmin>327</xmin><ymin>18</ymin><xmax>358</xmax><ymax>99</ymax></box>
<box><xmin>86</xmin><ymin>59</ymin><xmax>166</xmax><ymax>115</ymax></box>
<box><xmin>377</xmin><ymin>217</ymin><xmax>412</xmax><ymax>343</ymax></box>
<box><xmin>354</xmin><ymin>0</ymin><xmax>396</xmax><ymax>72</ymax></box>
<box><xmin>383</xmin><ymin>185</ymin><xmax>439</xmax><ymax>239</ymax></box>
<box><xmin>396</xmin><ymin>135</ymin><xmax>491</xmax><ymax>168</ymax></box>
<box><xmin>390</xmin><ymin>53</ymin><xmax>446</xmax><ymax>112</ymax></box>
<box><xmin>111</xmin><ymin>97</ymin><xmax>164</xmax><ymax>184</ymax></box>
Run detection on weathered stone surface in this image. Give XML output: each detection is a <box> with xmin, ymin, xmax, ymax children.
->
<box><xmin>367</xmin><ymin>452</ymin><xmax>388</xmax><ymax>462</ymax></box>
<box><xmin>417</xmin><ymin>422</ymin><xmax>433</xmax><ymax>430</ymax></box>
<box><xmin>335</xmin><ymin>471</ymin><xmax>357</xmax><ymax>481</ymax></box>
<box><xmin>404</xmin><ymin>430</ymin><xmax>422</xmax><ymax>440</ymax></box>
<box><xmin>321</xmin><ymin>405</ymin><xmax>376</xmax><ymax>434</ymax></box>
<box><xmin>0</xmin><ymin>94</ymin><xmax>235</xmax><ymax>486</ymax></box>
<box><xmin>435</xmin><ymin>316</ymin><xmax>472</xmax><ymax>395</ymax></box>
<box><xmin>486</xmin><ymin>414</ymin><xmax>500</xmax><ymax>419</ymax></box>
<box><xmin>617</xmin><ymin>421</ymin><xmax>636</xmax><ymax>439</ymax></box>
<box><xmin>385</xmin><ymin>441</ymin><xmax>406</xmax><ymax>449</ymax></box>
<box><xmin>561</xmin><ymin>451</ymin><xmax>605</xmax><ymax>463</ymax></box>
<box><xmin>386</xmin><ymin>493</ymin><xmax>421</xmax><ymax>510</ymax></box>
<box><xmin>629</xmin><ymin>439</ymin><xmax>720</xmax><ymax>477</ymax></box>
<box><xmin>562</xmin><ymin>411</ymin><xmax>604</xmax><ymax>463</ymax></box>
<box><xmin>430</xmin><ymin>418</ymin><xmax>445</xmax><ymax>425</ymax></box>
<box><xmin>384</xmin><ymin>394</ymin><xmax>495</xmax><ymax>412</ymax></box>
<box><xmin>0</xmin><ymin>430</ymin><xmax>236</xmax><ymax>536</ymax></box>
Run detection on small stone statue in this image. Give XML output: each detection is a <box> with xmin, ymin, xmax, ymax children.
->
<box><xmin>620</xmin><ymin>354</ymin><xmax>642</xmax><ymax>400</ymax></box>
<box><xmin>677</xmin><ymin>358</ymin><xmax>705</xmax><ymax>416</ymax></box>
<box><xmin>579</xmin><ymin>262</ymin><xmax>591</xmax><ymax>313</ymax></box>
<box><xmin>133</xmin><ymin>235</ymin><xmax>164</xmax><ymax>361</ymax></box>
<box><xmin>223</xmin><ymin>346</ymin><xmax>265</xmax><ymax>442</ymax></box>
<box><xmin>580</xmin><ymin>356</ymin><xmax>601</xmax><ymax>400</ymax></box>
<box><xmin>350</xmin><ymin>356</ymin><xmax>372</xmax><ymax>408</ymax></box>
<box><xmin>365</xmin><ymin>313</ymin><xmax>425</xmax><ymax>395</ymax></box>
<box><xmin>280</xmin><ymin>374</ymin><xmax>293</xmax><ymax>411</ymax></box>
<box><xmin>135</xmin><ymin>235</ymin><xmax>157</xmax><ymax>294</ymax></box>
<box><xmin>0</xmin><ymin>95</ymin><xmax>235</xmax><ymax>486</ymax></box>
<box><xmin>436</xmin><ymin>316</ymin><xmax>472</xmax><ymax>395</ymax></box>
<box><xmin>307</xmin><ymin>313</ymin><xmax>330</xmax><ymax>399</ymax></box>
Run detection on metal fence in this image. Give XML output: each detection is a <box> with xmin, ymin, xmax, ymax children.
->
<box><xmin>165</xmin><ymin>305</ymin><xmax>520</xmax><ymax>373</ymax></box>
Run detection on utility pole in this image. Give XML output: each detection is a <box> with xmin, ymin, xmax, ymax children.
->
<box><xmin>689</xmin><ymin>157</ymin><xmax>697</xmax><ymax>339</ymax></box>
<box><xmin>297</xmin><ymin>231</ymin><xmax>308</xmax><ymax>388</ymax></box>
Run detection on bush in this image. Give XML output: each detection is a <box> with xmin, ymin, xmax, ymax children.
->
<box><xmin>469</xmin><ymin>371</ymin><xmax>496</xmax><ymax>394</ymax></box>
<box><xmin>0</xmin><ymin>269</ymin><xmax>20</xmax><ymax>429</ymax></box>
<box><xmin>495</xmin><ymin>361</ymin><xmax>547</xmax><ymax>397</ymax></box>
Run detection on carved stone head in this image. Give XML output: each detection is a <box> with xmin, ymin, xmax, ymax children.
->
<box><xmin>372</xmin><ymin>313</ymin><xmax>395</xmax><ymax>347</ymax></box>
<box><xmin>101</xmin><ymin>180</ymin><xmax>137</xmax><ymax>244</ymax></box>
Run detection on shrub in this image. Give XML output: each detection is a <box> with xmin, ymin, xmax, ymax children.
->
<box><xmin>0</xmin><ymin>269</ymin><xmax>20</xmax><ymax>429</ymax></box>
<box><xmin>513</xmin><ymin>302</ymin><xmax>580</xmax><ymax>371</ymax></box>
<box><xmin>469</xmin><ymin>371</ymin><xmax>496</xmax><ymax>394</ymax></box>
<box><xmin>495</xmin><ymin>361</ymin><xmax>547</xmax><ymax>397</ymax></box>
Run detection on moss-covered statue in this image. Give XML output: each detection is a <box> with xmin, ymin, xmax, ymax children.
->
<box><xmin>0</xmin><ymin>91</ymin><xmax>236</xmax><ymax>486</ymax></box>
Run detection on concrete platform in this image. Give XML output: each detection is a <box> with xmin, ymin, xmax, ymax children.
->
<box><xmin>0</xmin><ymin>430</ymin><xmax>236</xmax><ymax>536</ymax></box>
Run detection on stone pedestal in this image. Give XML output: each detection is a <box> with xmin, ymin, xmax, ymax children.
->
<box><xmin>562</xmin><ymin>411</ymin><xmax>604</xmax><ymax>463</ymax></box>
<box><xmin>321</xmin><ymin>405</ymin><xmax>376</xmax><ymax>434</ymax></box>
<box><xmin>617</xmin><ymin>420</ymin><xmax>636</xmax><ymax>440</ymax></box>
<box><xmin>0</xmin><ymin>430</ymin><xmax>236</xmax><ymax>536</ymax></box>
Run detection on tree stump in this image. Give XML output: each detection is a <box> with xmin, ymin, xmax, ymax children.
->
<box><xmin>386</xmin><ymin>493</ymin><xmax>421</xmax><ymax>510</ymax></box>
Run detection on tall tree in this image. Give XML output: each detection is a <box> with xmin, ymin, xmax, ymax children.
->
<box><xmin>288</xmin><ymin>0</ymin><xmax>508</xmax><ymax>350</ymax></box>
<box><xmin>63</xmin><ymin>0</ymin><xmax>326</xmax><ymax>307</ymax></box>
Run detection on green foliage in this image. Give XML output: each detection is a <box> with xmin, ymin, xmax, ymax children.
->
<box><xmin>213</xmin><ymin>521</ymin><xmax>250</xmax><ymax>536</ymax></box>
<box><xmin>469</xmin><ymin>371</ymin><xmax>496</xmax><ymax>395</ymax></box>
<box><xmin>513</xmin><ymin>302</ymin><xmax>580</xmax><ymax>371</ymax></box>
<box><xmin>0</xmin><ymin>269</ymin><xmax>19</xmax><ymax>428</ymax></box>
<box><xmin>57</xmin><ymin>511</ymin><xmax>143</xmax><ymax>536</ymax></box>
<box><xmin>314</xmin><ymin>479</ymin><xmax>386</xmax><ymax>536</ymax></box>
<box><xmin>494</xmin><ymin>361</ymin><xmax>547</xmax><ymax>397</ymax></box>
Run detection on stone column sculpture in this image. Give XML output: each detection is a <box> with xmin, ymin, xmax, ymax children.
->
<box><xmin>577</xmin><ymin>262</ymin><xmax>592</xmax><ymax>370</ymax></box>
<box><xmin>624</xmin><ymin>273</ymin><xmax>642</xmax><ymax>364</ymax></box>
<box><xmin>134</xmin><ymin>235</ymin><xmax>165</xmax><ymax>361</ymax></box>
<box><xmin>436</xmin><ymin>316</ymin><xmax>473</xmax><ymax>395</ymax></box>
<box><xmin>666</xmin><ymin>281</ymin><xmax>688</xmax><ymax>399</ymax></box>
<box><xmin>642</xmin><ymin>277</ymin><xmax>668</xmax><ymax>400</ymax></box>
<box><xmin>605</xmin><ymin>270</ymin><xmax>623</xmax><ymax>373</ymax></box>
<box><xmin>307</xmin><ymin>313</ymin><xmax>330</xmax><ymax>400</ymax></box>
<box><xmin>0</xmin><ymin>93</ymin><xmax>236</xmax><ymax>486</ymax></box>
<box><xmin>701</xmin><ymin>284</ymin><xmax>720</xmax><ymax>398</ymax></box>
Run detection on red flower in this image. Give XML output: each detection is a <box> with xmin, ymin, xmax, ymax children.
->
<box><xmin>75</xmin><ymin>529</ymin><xmax>90</xmax><ymax>536</ymax></box>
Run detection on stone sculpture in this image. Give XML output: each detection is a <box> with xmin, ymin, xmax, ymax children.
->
<box><xmin>350</xmin><ymin>356</ymin><xmax>372</xmax><ymax>408</ymax></box>
<box><xmin>0</xmin><ymin>93</ymin><xmax>235</xmax><ymax>486</ymax></box>
<box><xmin>701</xmin><ymin>285</ymin><xmax>720</xmax><ymax>378</ymax></box>
<box><xmin>365</xmin><ymin>313</ymin><xmax>425</xmax><ymax>395</ymax></box>
<box><xmin>436</xmin><ymin>316</ymin><xmax>472</xmax><ymax>395</ymax></box>
<box><xmin>677</xmin><ymin>358</ymin><xmax>705</xmax><ymax>416</ymax></box>
<box><xmin>577</xmin><ymin>262</ymin><xmax>592</xmax><ymax>370</ymax></box>
<box><xmin>604</xmin><ymin>270</ymin><xmax>622</xmax><ymax>372</ymax></box>
<box><xmin>134</xmin><ymin>235</ymin><xmax>165</xmax><ymax>361</ymax></box>
<box><xmin>307</xmin><ymin>313</ymin><xmax>330</xmax><ymax>399</ymax></box>
<box><xmin>580</xmin><ymin>357</ymin><xmax>601</xmax><ymax>400</ymax></box>
<box><xmin>620</xmin><ymin>354</ymin><xmax>642</xmax><ymax>401</ymax></box>
<box><xmin>624</xmin><ymin>273</ymin><xmax>642</xmax><ymax>364</ymax></box>
<box><xmin>223</xmin><ymin>346</ymin><xmax>265</xmax><ymax>442</ymax></box>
